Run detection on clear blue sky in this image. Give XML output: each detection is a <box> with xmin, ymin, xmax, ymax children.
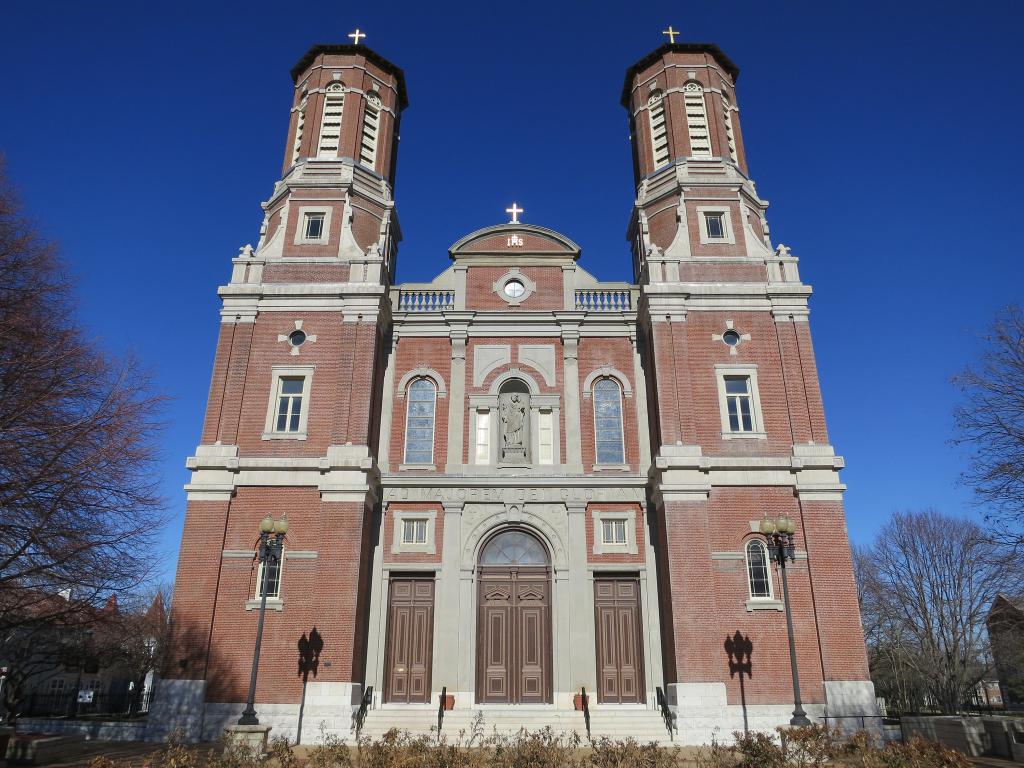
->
<box><xmin>1</xmin><ymin>0</ymin><xmax>1020</xmax><ymax>585</ymax></box>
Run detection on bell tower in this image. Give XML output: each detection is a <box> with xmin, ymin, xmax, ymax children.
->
<box><xmin>154</xmin><ymin>43</ymin><xmax>409</xmax><ymax>742</ymax></box>
<box><xmin>624</xmin><ymin>41</ymin><xmax>877</xmax><ymax>734</ymax></box>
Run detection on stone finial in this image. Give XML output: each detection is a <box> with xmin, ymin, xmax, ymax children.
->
<box><xmin>647</xmin><ymin>243</ymin><xmax>664</xmax><ymax>260</ymax></box>
<box><xmin>775</xmin><ymin>243</ymin><xmax>792</xmax><ymax>258</ymax></box>
<box><xmin>238</xmin><ymin>244</ymin><xmax>256</xmax><ymax>259</ymax></box>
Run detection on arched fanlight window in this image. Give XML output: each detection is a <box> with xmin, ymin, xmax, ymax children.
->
<box><xmin>647</xmin><ymin>90</ymin><xmax>670</xmax><ymax>168</ymax></box>
<box><xmin>593</xmin><ymin>378</ymin><xmax>625</xmax><ymax>465</ymax></box>
<box><xmin>480</xmin><ymin>529</ymin><xmax>549</xmax><ymax>566</ymax></box>
<box><xmin>317</xmin><ymin>83</ymin><xmax>345</xmax><ymax>157</ymax></box>
<box><xmin>404</xmin><ymin>378</ymin><xmax>436</xmax><ymax>464</ymax></box>
<box><xmin>745</xmin><ymin>539</ymin><xmax>773</xmax><ymax>599</ymax></box>
<box><xmin>683</xmin><ymin>81</ymin><xmax>712</xmax><ymax>158</ymax></box>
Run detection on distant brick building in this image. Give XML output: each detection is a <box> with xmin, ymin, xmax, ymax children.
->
<box><xmin>149</xmin><ymin>38</ymin><xmax>876</xmax><ymax>744</ymax></box>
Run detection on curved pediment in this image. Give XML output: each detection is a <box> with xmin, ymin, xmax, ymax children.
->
<box><xmin>449</xmin><ymin>224</ymin><xmax>581</xmax><ymax>262</ymax></box>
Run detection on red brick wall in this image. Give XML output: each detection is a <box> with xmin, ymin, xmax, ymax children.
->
<box><xmin>585</xmin><ymin>503</ymin><xmax>646</xmax><ymax>564</ymax></box>
<box><xmin>577</xmin><ymin>338</ymin><xmax>640</xmax><ymax>470</ymax></box>
<box><xmin>465</xmin><ymin>267</ymin><xmax>564</xmax><ymax>311</ymax></box>
<box><xmin>388</xmin><ymin>337</ymin><xmax>452</xmax><ymax>468</ymax></box>
<box><xmin>382</xmin><ymin>502</ymin><xmax>445</xmax><ymax>564</ymax></box>
<box><xmin>173</xmin><ymin>487</ymin><xmax>372</xmax><ymax>704</ymax></box>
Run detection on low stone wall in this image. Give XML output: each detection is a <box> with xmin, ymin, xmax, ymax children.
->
<box><xmin>900</xmin><ymin>715</ymin><xmax>988</xmax><ymax>757</ymax></box>
<box><xmin>14</xmin><ymin>718</ymin><xmax>147</xmax><ymax>742</ymax></box>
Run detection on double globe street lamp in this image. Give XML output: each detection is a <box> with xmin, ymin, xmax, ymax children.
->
<box><xmin>759</xmin><ymin>512</ymin><xmax>811</xmax><ymax>727</ymax></box>
<box><xmin>238</xmin><ymin>513</ymin><xmax>288</xmax><ymax>726</ymax></box>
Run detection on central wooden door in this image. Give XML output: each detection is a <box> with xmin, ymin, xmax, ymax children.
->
<box><xmin>384</xmin><ymin>577</ymin><xmax>434</xmax><ymax>703</ymax></box>
<box><xmin>594</xmin><ymin>577</ymin><xmax>645</xmax><ymax>704</ymax></box>
<box><xmin>476</xmin><ymin>530</ymin><xmax>552</xmax><ymax>704</ymax></box>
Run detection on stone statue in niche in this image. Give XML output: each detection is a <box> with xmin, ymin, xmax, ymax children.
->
<box><xmin>499</xmin><ymin>391</ymin><xmax>530</xmax><ymax>462</ymax></box>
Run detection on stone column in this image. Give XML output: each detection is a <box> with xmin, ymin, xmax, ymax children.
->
<box><xmin>445</xmin><ymin>318</ymin><xmax>471</xmax><ymax>473</ymax></box>
<box><xmin>432</xmin><ymin>502</ymin><xmax>464</xmax><ymax>700</ymax></box>
<box><xmin>559</xmin><ymin>318</ymin><xmax>584</xmax><ymax>471</ymax></box>
<box><xmin>376</xmin><ymin>334</ymin><xmax>399</xmax><ymax>472</ymax></box>
<box><xmin>630</xmin><ymin>329</ymin><xmax>652</xmax><ymax>472</ymax></box>
<box><xmin>363</xmin><ymin>503</ymin><xmax>389</xmax><ymax>704</ymax></box>
<box><xmin>565</xmin><ymin>501</ymin><xmax>596</xmax><ymax>703</ymax></box>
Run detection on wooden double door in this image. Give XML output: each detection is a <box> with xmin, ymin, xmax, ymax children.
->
<box><xmin>476</xmin><ymin>565</ymin><xmax>552</xmax><ymax>704</ymax></box>
<box><xmin>383</xmin><ymin>577</ymin><xmax>434</xmax><ymax>703</ymax></box>
<box><xmin>594</xmin><ymin>577</ymin><xmax>646</xmax><ymax>704</ymax></box>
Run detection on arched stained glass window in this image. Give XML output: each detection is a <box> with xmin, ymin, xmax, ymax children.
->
<box><xmin>745</xmin><ymin>539</ymin><xmax>772</xmax><ymax>599</ymax></box>
<box><xmin>404</xmin><ymin>378</ymin><xmax>436</xmax><ymax>464</ymax></box>
<box><xmin>594</xmin><ymin>378</ymin><xmax>625</xmax><ymax>465</ymax></box>
<box><xmin>480</xmin><ymin>530</ymin><xmax>549</xmax><ymax>566</ymax></box>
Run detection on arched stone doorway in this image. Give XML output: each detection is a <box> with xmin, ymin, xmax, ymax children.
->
<box><xmin>476</xmin><ymin>529</ymin><xmax>552</xmax><ymax>704</ymax></box>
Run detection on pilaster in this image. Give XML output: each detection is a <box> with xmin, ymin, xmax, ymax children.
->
<box><xmin>445</xmin><ymin>317</ymin><xmax>472</xmax><ymax>472</ymax></box>
<box><xmin>558</xmin><ymin>316</ymin><xmax>584</xmax><ymax>471</ymax></box>
<box><xmin>432</xmin><ymin>502</ymin><xmax>464</xmax><ymax>696</ymax></box>
<box><xmin>565</xmin><ymin>501</ymin><xmax>597</xmax><ymax>699</ymax></box>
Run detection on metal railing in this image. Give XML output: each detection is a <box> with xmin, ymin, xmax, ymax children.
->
<box><xmin>437</xmin><ymin>685</ymin><xmax>447</xmax><ymax>735</ymax></box>
<box><xmin>353</xmin><ymin>685</ymin><xmax>373</xmax><ymax>735</ymax></box>
<box><xmin>396</xmin><ymin>289</ymin><xmax>455</xmax><ymax>312</ymax></box>
<box><xmin>575</xmin><ymin>288</ymin><xmax>632</xmax><ymax>312</ymax></box>
<box><xmin>581</xmin><ymin>686</ymin><xmax>591</xmax><ymax>741</ymax></box>
<box><xmin>656</xmin><ymin>686</ymin><xmax>677</xmax><ymax>740</ymax></box>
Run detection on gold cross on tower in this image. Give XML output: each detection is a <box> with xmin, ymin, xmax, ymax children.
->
<box><xmin>662</xmin><ymin>26</ymin><xmax>679</xmax><ymax>44</ymax></box>
<box><xmin>348</xmin><ymin>28</ymin><xmax>366</xmax><ymax>45</ymax></box>
<box><xmin>505</xmin><ymin>202</ymin><xmax>523</xmax><ymax>223</ymax></box>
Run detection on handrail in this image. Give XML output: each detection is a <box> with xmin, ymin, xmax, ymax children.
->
<box><xmin>581</xmin><ymin>686</ymin><xmax>591</xmax><ymax>742</ymax></box>
<box><xmin>353</xmin><ymin>685</ymin><xmax>373</xmax><ymax>735</ymax></box>
<box><xmin>437</xmin><ymin>685</ymin><xmax>447</xmax><ymax>735</ymax></box>
<box><xmin>656</xmin><ymin>686</ymin><xmax>676</xmax><ymax>740</ymax></box>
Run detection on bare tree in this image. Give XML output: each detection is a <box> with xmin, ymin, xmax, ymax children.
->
<box><xmin>856</xmin><ymin>509</ymin><xmax>1017</xmax><ymax>714</ymax></box>
<box><xmin>0</xmin><ymin>162</ymin><xmax>166</xmax><ymax>718</ymax></box>
<box><xmin>953</xmin><ymin>305</ymin><xmax>1024</xmax><ymax>550</ymax></box>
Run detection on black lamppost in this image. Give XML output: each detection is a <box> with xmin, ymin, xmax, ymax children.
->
<box><xmin>759</xmin><ymin>512</ymin><xmax>811</xmax><ymax>726</ymax></box>
<box><xmin>238</xmin><ymin>513</ymin><xmax>287</xmax><ymax>726</ymax></box>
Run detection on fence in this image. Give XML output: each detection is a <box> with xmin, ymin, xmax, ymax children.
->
<box><xmin>20</xmin><ymin>689</ymin><xmax>152</xmax><ymax>719</ymax></box>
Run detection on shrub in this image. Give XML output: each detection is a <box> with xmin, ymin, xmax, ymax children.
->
<box><xmin>587</xmin><ymin>736</ymin><xmax>683</xmax><ymax>767</ymax></box>
<box><xmin>843</xmin><ymin>733</ymin><xmax>971</xmax><ymax>768</ymax></box>
<box><xmin>305</xmin><ymin>731</ymin><xmax>354</xmax><ymax>768</ymax></box>
<box><xmin>778</xmin><ymin>724</ymin><xmax>840</xmax><ymax>767</ymax></box>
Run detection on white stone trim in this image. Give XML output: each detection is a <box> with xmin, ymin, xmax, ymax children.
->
<box><xmin>488</xmin><ymin>367</ymin><xmax>542</xmax><ymax>395</ymax></box>
<box><xmin>262</xmin><ymin>366</ymin><xmax>315</xmax><ymax>440</ymax></box>
<box><xmin>390</xmin><ymin>508</ymin><xmax>437</xmax><ymax>555</ymax></box>
<box><xmin>581</xmin><ymin>367</ymin><xmax>634</xmax><ymax>399</ymax></box>
<box><xmin>396</xmin><ymin>366</ymin><xmax>447</xmax><ymax>399</ymax></box>
<box><xmin>293</xmin><ymin>205</ymin><xmax>334</xmax><ymax>245</ymax></box>
<box><xmin>591</xmin><ymin>509</ymin><xmax>638</xmax><ymax>555</ymax></box>
<box><xmin>696</xmin><ymin>206</ymin><xmax>736</xmax><ymax>245</ymax></box>
<box><xmin>491</xmin><ymin>268</ymin><xmax>537</xmax><ymax>306</ymax></box>
<box><xmin>714</xmin><ymin>364</ymin><xmax>766</xmax><ymax>440</ymax></box>
<box><xmin>473</xmin><ymin>345</ymin><xmax>511</xmax><ymax>387</ymax></box>
<box><xmin>518</xmin><ymin>345</ymin><xmax>556</xmax><ymax>386</ymax></box>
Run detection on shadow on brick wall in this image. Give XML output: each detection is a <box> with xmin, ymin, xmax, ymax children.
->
<box><xmin>726</xmin><ymin>630</ymin><xmax>754</xmax><ymax>735</ymax></box>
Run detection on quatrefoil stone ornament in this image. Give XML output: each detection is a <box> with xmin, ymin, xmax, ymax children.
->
<box><xmin>278</xmin><ymin>320</ymin><xmax>317</xmax><ymax>355</ymax></box>
<box><xmin>712</xmin><ymin>319</ymin><xmax>751</xmax><ymax>355</ymax></box>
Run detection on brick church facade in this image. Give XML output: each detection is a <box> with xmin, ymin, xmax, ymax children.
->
<box><xmin>150</xmin><ymin>38</ymin><xmax>876</xmax><ymax>744</ymax></box>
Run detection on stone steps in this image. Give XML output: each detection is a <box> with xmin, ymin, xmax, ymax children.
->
<box><xmin>355</xmin><ymin>707</ymin><xmax>675</xmax><ymax>744</ymax></box>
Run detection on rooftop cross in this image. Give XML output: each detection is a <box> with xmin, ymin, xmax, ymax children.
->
<box><xmin>662</xmin><ymin>26</ymin><xmax>679</xmax><ymax>44</ymax></box>
<box><xmin>505</xmin><ymin>202</ymin><xmax>523</xmax><ymax>224</ymax></box>
<box><xmin>348</xmin><ymin>28</ymin><xmax>366</xmax><ymax>45</ymax></box>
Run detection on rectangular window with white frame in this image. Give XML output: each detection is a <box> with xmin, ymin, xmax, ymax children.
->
<box><xmin>591</xmin><ymin>509</ymin><xmax>638</xmax><ymax>555</ymax></box>
<box><xmin>601</xmin><ymin>519</ymin><xmax>627</xmax><ymax>545</ymax></box>
<box><xmin>263</xmin><ymin>367</ymin><xmax>314</xmax><ymax>440</ymax></box>
<box><xmin>255</xmin><ymin>555</ymin><xmax>283</xmax><ymax>600</ymax></box>
<box><xmin>401</xmin><ymin>518</ymin><xmax>428</xmax><ymax>545</ymax></box>
<box><xmin>715</xmin><ymin>365</ymin><xmax>766</xmax><ymax>439</ymax></box>
<box><xmin>697</xmin><ymin>207</ymin><xmax>736</xmax><ymax>244</ymax></box>
<box><xmin>390</xmin><ymin>509</ymin><xmax>437</xmax><ymax>554</ymax></box>
<box><xmin>293</xmin><ymin>206</ymin><xmax>332</xmax><ymax>245</ymax></box>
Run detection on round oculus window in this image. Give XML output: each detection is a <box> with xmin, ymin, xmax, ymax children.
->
<box><xmin>503</xmin><ymin>279</ymin><xmax>526</xmax><ymax>299</ymax></box>
<box><xmin>288</xmin><ymin>330</ymin><xmax>307</xmax><ymax>347</ymax></box>
<box><xmin>722</xmin><ymin>330</ymin><xmax>741</xmax><ymax>347</ymax></box>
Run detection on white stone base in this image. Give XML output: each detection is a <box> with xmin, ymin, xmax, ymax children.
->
<box><xmin>823</xmin><ymin>680</ymin><xmax>881</xmax><ymax>735</ymax></box>
<box><xmin>665</xmin><ymin>682</ymin><xmax>827</xmax><ymax>745</ymax></box>
<box><xmin>202</xmin><ymin>682</ymin><xmax>362</xmax><ymax>744</ymax></box>
<box><xmin>144</xmin><ymin>678</ymin><xmax>206</xmax><ymax>742</ymax></box>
